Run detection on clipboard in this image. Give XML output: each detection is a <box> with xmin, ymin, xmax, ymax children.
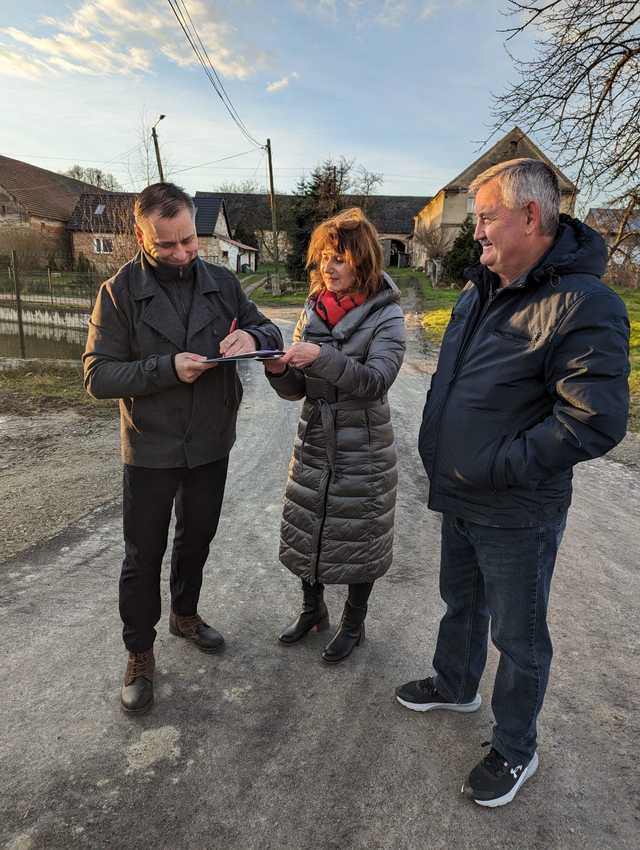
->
<box><xmin>203</xmin><ymin>349</ymin><xmax>285</xmax><ymax>363</ymax></box>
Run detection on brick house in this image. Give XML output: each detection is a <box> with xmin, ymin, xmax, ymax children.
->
<box><xmin>67</xmin><ymin>192</ymin><xmax>137</xmax><ymax>273</ymax></box>
<box><xmin>0</xmin><ymin>154</ymin><xmax>100</xmax><ymax>264</ymax></box>
<box><xmin>412</xmin><ymin>127</ymin><xmax>578</xmax><ymax>269</ymax></box>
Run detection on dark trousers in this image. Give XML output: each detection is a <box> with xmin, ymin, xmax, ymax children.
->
<box><xmin>433</xmin><ymin>512</ymin><xmax>567</xmax><ymax>764</ymax></box>
<box><xmin>120</xmin><ymin>457</ymin><xmax>229</xmax><ymax>652</ymax></box>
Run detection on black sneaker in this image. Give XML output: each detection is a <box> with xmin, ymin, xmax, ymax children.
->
<box><xmin>462</xmin><ymin>746</ymin><xmax>539</xmax><ymax>807</ymax></box>
<box><xmin>395</xmin><ymin>676</ymin><xmax>481</xmax><ymax>713</ymax></box>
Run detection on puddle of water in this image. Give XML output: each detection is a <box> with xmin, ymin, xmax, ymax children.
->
<box><xmin>0</xmin><ymin>331</ymin><xmax>84</xmax><ymax>360</ymax></box>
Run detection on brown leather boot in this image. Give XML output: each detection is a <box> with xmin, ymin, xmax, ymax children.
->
<box><xmin>121</xmin><ymin>648</ymin><xmax>155</xmax><ymax>714</ymax></box>
<box><xmin>169</xmin><ymin>611</ymin><xmax>225</xmax><ymax>653</ymax></box>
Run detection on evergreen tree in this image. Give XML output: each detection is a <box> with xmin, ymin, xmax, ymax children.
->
<box><xmin>286</xmin><ymin>158</ymin><xmax>372</xmax><ymax>282</ymax></box>
<box><xmin>442</xmin><ymin>215</ymin><xmax>482</xmax><ymax>286</ymax></box>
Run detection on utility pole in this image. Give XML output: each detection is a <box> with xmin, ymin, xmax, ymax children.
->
<box><xmin>151</xmin><ymin>114</ymin><xmax>166</xmax><ymax>183</ymax></box>
<box><xmin>265</xmin><ymin>138</ymin><xmax>281</xmax><ymax>296</ymax></box>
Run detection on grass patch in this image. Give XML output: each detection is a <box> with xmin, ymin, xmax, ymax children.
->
<box><xmin>615</xmin><ymin>287</ymin><xmax>640</xmax><ymax>430</ymax></box>
<box><xmin>0</xmin><ymin>363</ymin><xmax>116</xmax><ymax>416</ymax></box>
<box><xmin>251</xmin><ymin>287</ymin><xmax>307</xmax><ymax>308</ymax></box>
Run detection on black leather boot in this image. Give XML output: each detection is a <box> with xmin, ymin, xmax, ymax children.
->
<box><xmin>279</xmin><ymin>579</ymin><xmax>330</xmax><ymax>644</ymax></box>
<box><xmin>322</xmin><ymin>582</ymin><xmax>373</xmax><ymax>664</ymax></box>
<box><xmin>121</xmin><ymin>648</ymin><xmax>155</xmax><ymax>714</ymax></box>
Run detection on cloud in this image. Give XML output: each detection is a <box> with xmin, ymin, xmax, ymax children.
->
<box><xmin>292</xmin><ymin>0</ymin><xmax>337</xmax><ymax>21</ymax></box>
<box><xmin>292</xmin><ymin>0</ymin><xmax>453</xmax><ymax>27</ymax></box>
<box><xmin>1</xmin><ymin>0</ymin><xmax>263</xmax><ymax>81</ymax></box>
<box><xmin>375</xmin><ymin>0</ymin><xmax>409</xmax><ymax>28</ymax></box>
<box><xmin>420</xmin><ymin>1</ymin><xmax>440</xmax><ymax>19</ymax></box>
<box><xmin>266</xmin><ymin>71</ymin><xmax>299</xmax><ymax>93</ymax></box>
<box><xmin>0</xmin><ymin>45</ymin><xmax>50</xmax><ymax>80</ymax></box>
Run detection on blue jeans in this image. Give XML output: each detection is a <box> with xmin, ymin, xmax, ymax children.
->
<box><xmin>433</xmin><ymin>512</ymin><xmax>567</xmax><ymax>764</ymax></box>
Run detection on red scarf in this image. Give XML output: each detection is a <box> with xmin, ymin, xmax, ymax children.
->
<box><xmin>315</xmin><ymin>289</ymin><xmax>367</xmax><ymax>328</ymax></box>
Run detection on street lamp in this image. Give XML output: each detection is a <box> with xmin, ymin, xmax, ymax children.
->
<box><xmin>151</xmin><ymin>114</ymin><xmax>166</xmax><ymax>182</ymax></box>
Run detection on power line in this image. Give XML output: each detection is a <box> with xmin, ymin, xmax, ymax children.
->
<box><xmin>171</xmin><ymin>148</ymin><xmax>261</xmax><ymax>175</ymax></box>
<box><xmin>175</xmin><ymin>0</ymin><xmax>259</xmax><ymax>146</ymax></box>
<box><xmin>166</xmin><ymin>0</ymin><xmax>264</xmax><ymax>149</ymax></box>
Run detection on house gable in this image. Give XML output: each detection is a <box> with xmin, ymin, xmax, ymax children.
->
<box><xmin>444</xmin><ymin>127</ymin><xmax>577</xmax><ymax>195</ymax></box>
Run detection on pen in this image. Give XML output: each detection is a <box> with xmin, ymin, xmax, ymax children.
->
<box><xmin>229</xmin><ymin>317</ymin><xmax>238</xmax><ymax>334</ymax></box>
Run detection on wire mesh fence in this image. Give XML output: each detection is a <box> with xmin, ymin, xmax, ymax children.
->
<box><xmin>0</xmin><ymin>265</ymin><xmax>100</xmax><ymax>312</ymax></box>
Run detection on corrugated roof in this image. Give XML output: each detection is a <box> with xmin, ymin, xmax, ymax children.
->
<box><xmin>0</xmin><ymin>155</ymin><xmax>102</xmax><ymax>222</ymax></box>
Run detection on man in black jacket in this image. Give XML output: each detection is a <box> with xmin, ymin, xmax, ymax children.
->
<box><xmin>395</xmin><ymin>159</ymin><xmax>629</xmax><ymax>806</ymax></box>
<box><xmin>83</xmin><ymin>183</ymin><xmax>283</xmax><ymax>714</ymax></box>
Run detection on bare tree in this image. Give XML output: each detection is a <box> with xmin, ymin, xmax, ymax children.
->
<box><xmin>63</xmin><ymin>165</ymin><xmax>122</xmax><ymax>191</ymax></box>
<box><xmin>413</xmin><ymin>222</ymin><xmax>454</xmax><ymax>286</ymax></box>
<box><xmin>350</xmin><ymin>165</ymin><xmax>384</xmax><ymax>211</ymax></box>
<box><xmin>215</xmin><ymin>180</ymin><xmax>261</xmax><ymax>194</ymax></box>
<box><xmin>414</xmin><ymin>222</ymin><xmax>452</xmax><ymax>261</ymax></box>
<box><xmin>492</xmin><ymin>0</ymin><xmax>640</xmax><ymax>258</ymax></box>
<box><xmin>128</xmin><ymin>113</ymin><xmax>175</xmax><ymax>188</ymax></box>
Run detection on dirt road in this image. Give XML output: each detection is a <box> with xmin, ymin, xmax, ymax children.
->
<box><xmin>1</xmin><ymin>304</ymin><xmax>638</xmax><ymax>850</ymax></box>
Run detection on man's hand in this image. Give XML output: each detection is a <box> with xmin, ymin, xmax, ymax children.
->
<box><xmin>175</xmin><ymin>352</ymin><xmax>217</xmax><ymax>384</ymax></box>
<box><xmin>279</xmin><ymin>342</ymin><xmax>321</xmax><ymax>369</ymax></box>
<box><xmin>219</xmin><ymin>329</ymin><xmax>257</xmax><ymax>358</ymax></box>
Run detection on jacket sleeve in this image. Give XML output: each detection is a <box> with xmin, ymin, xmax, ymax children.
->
<box><xmin>83</xmin><ymin>282</ymin><xmax>180</xmax><ymax>400</ymax></box>
<box><xmin>235</xmin><ymin>279</ymin><xmax>284</xmax><ymax>352</ymax></box>
<box><xmin>303</xmin><ymin>308</ymin><xmax>406</xmax><ymax>399</ymax></box>
<box><xmin>493</xmin><ymin>289</ymin><xmax>630</xmax><ymax>489</ymax></box>
<box><xmin>265</xmin><ymin>309</ymin><xmax>306</xmax><ymax>400</ymax></box>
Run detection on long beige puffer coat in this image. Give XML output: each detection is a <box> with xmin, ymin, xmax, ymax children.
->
<box><xmin>268</xmin><ymin>275</ymin><xmax>406</xmax><ymax>584</ymax></box>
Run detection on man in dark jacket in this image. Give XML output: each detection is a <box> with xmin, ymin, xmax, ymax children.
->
<box><xmin>83</xmin><ymin>183</ymin><xmax>282</xmax><ymax>714</ymax></box>
<box><xmin>395</xmin><ymin>159</ymin><xmax>629</xmax><ymax>806</ymax></box>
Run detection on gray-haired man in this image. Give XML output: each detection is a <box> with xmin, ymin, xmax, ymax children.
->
<box><xmin>396</xmin><ymin>159</ymin><xmax>629</xmax><ymax>806</ymax></box>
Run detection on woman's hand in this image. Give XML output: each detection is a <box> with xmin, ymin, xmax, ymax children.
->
<box><xmin>280</xmin><ymin>342</ymin><xmax>321</xmax><ymax>369</ymax></box>
<box><xmin>263</xmin><ymin>357</ymin><xmax>287</xmax><ymax>375</ymax></box>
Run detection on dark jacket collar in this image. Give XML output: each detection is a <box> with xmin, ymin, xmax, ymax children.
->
<box><xmin>129</xmin><ymin>251</ymin><xmax>221</xmax><ymax>301</ymax></box>
<box><xmin>128</xmin><ymin>252</ymin><xmax>222</xmax><ymax>350</ymax></box>
<box><xmin>464</xmin><ymin>214</ymin><xmax>608</xmax><ymax>295</ymax></box>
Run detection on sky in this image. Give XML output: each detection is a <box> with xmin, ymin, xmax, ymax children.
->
<box><xmin>0</xmin><ymin>0</ymin><xmax>541</xmax><ymax>198</ymax></box>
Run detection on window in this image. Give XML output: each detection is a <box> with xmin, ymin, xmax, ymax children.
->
<box><xmin>222</xmin><ymin>250</ymin><xmax>229</xmax><ymax>260</ymax></box>
<box><xmin>94</xmin><ymin>204</ymin><xmax>106</xmax><ymax>215</ymax></box>
<box><xmin>0</xmin><ymin>205</ymin><xmax>5</xmax><ymax>216</ymax></box>
<box><xmin>94</xmin><ymin>237</ymin><xmax>113</xmax><ymax>254</ymax></box>
<box><xmin>466</xmin><ymin>195</ymin><xmax>475</xmax><ymax>214</ymax></box>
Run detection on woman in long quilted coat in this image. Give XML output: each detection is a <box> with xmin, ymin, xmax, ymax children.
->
<box><xmin>265</xmin><ymin>208</ymin><xmax>406</xmax><ymax>663</ymax></box>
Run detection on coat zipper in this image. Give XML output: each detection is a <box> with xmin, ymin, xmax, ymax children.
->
<box><xmin>430</xmin><ymin>285</ymin><xmax>512</xmax><ymax>488</ymax></box>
